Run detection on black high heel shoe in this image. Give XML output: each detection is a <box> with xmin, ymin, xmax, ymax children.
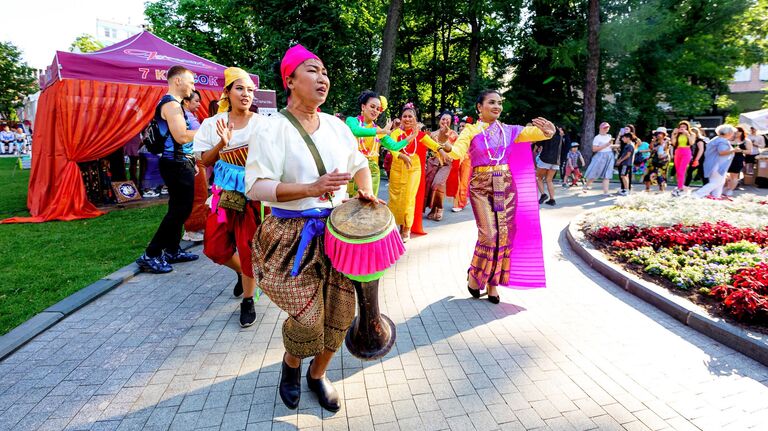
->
<box><xmin>306</xmin><ymin>360</ymin><xmax>340</xmax><ymax>412</ymax></box>
<box><xmin>487</xmin><ymin>295</ymin><xmax>500</xmax><ymax>304</ymax></box>
<box><xmin>468</xmin><ymin>286</ymin><xmax>481</xmax><ymax>298</ymax></box>
<box><xmin>279</xmin><ymin>354</ymin><xmax>302</xmax><ymax>409</ymax></box>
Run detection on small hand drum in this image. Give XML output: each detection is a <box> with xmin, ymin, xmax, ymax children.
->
<box><xmin>325</xmin><ymin>198</ymin><xmax>405</xmax><ymax>360</ymax></box>
<box><xmin>325</xmin><ymin>198</ymin><xmax>404</xmax><ymax>281</ymax></box>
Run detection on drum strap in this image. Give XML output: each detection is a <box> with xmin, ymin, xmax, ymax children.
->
<box><xmin>280</xmin><ymin>108</ymin><xmax>327</xmax><ymax>177</ymax></box>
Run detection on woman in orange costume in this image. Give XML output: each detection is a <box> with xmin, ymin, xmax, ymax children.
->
<box><xmin>388</xmin><ymin>103</ymin><xmax>451</xmax><ymax>242</ymax></box>
<box><xmin>424</xmin><ymin>111</ymin><xmax>458</xmax><ymax>221</ymax></box>
<box><xmin>447</xmin><ymin>116</ymin><xmax>473</xmax><ymax>212</ymax></box>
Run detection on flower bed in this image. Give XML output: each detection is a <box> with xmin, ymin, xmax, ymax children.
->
<box><xmin>584</xmin><ymin>194</ymin><xmax>768</xmax><ymax>326</ymax></box>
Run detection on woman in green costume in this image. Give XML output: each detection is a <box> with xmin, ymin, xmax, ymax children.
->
<box><xmin>345</xmin><ymin>90</ymin><xmax>411</xmax><ymax>196</ymax></box>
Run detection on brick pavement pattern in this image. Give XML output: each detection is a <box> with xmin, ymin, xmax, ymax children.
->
<box><xmin>1</xmin><ymin>190</ymin><xmax>768</xmax><ymax>430</ymax></box>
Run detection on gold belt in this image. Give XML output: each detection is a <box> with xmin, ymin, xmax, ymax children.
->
<box><xmin>473</xmin><ymin>164</ymin><xmax>509</xmax><ymax>173</ymax></box>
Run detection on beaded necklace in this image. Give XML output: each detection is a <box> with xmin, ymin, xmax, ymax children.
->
<box><xmin>478</xmin><ymin>120</ymin><xmax>506</xmax><ymax>165</ymax></box>
<box><xmin>401</xmin><ymin>129</ymin><xmax>417</xmax><ymax>156</ymax></box>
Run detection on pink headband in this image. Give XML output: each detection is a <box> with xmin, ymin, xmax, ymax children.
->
<box><xmin>280</xmin><ymin>44</ymin><xmax>320</xmax><ymax>90</ymax></box>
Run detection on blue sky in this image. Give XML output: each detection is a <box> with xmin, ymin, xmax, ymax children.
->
<box><xmin>1</xmin><ymin>0</ymin><xmax>146</xmax><ymax>69</ymax></box>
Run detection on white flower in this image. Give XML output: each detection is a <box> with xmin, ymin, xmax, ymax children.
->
<box><xmin>582</xmin><ymin>193</ymin><xmax>768</xmax><ymax>232</ymax></box>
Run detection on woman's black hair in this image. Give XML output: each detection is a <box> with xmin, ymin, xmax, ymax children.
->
<box><xmin>183</xmin><ymin>90</ymin><xmax>201</xmax><ymax>103</ymax></box>
<box><xmin>358</xmin><ymin>90</ymin><xmax>380</xmax><ymax>107</ymax></box>
<box><xmin>476</xmin><ymin>89</ymin><xmax>502</xmax><ymax>106</ymax></box>
<box><xmin>208</xmin><ymin>100</ymin><xmax>218</xmax><ymax>117</ymax></box>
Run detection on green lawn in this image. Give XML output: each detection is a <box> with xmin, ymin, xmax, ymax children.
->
<box><xmin>0</xmin><ymin>158</ymin><xmax>167</xmax><ymax>335</ymax></box>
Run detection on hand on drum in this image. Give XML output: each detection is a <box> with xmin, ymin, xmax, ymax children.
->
<box><xmin>355</xmin><ymin>189</ymin><xmax>386</xmax><ymax>205</ymax></box>
<box><xmin>308</xmin><ymin>169</ymin><xmax>350</xmax><ymax>198</ymax></box>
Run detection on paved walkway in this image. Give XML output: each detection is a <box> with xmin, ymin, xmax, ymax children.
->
<box><xmin>1</xmin><ymin>187</ymin><xmax>768</xmax><ymax>431</ymax></box>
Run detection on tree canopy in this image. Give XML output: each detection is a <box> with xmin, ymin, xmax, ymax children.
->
<box><xmin>69</xmin><ymin>34</ymin><xmax>105</xmax><ymax>53</ymax></box>
<box><xmin>143</xmin><ymin>0</ymin><xmax>765</xmax><ymax>134</ymax></box>
<box><xmin>0</xmin><ymin>42</ymin><xmax>38</xmax><ymax>120</ymax></box>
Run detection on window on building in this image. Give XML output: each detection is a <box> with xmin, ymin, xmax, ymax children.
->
<box><xmin>733</xmin><ymin>67</ymin><xmax>751</xmax><ymax>82</ymax></box>
<box><xmin>103</xmin><ymin>28</ymin><xmax>111</xmax><ymax>38</ymax></box>
<box><xmin>760</xmin><ymin>65</ymin><xmax>768</xmax><ymax>81</ymax></box>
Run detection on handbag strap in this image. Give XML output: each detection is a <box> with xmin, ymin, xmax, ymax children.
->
<box><xmin>280</xmin><ymin>108</ymin><xmax>327</xmax><ymax>177</ymax></box>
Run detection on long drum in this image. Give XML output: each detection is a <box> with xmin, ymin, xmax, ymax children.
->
<box><xmin>325</xmin><ymin>198</ymin><xmax>405</xmax><ymax>360</ymax></box>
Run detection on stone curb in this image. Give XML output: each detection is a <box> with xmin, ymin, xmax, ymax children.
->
<box><xmin>0</xmin><ymin>241</ymin><xmax>199</xmax><ymax>361</ymax></box>
<box><xmin>566</xmin><ymin>218</ymin><xmax>768</xmax><ymax>367</ymax></box>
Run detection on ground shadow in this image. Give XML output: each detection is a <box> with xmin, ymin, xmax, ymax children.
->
<box><xmin>75</xmin><ymin>291</ymin><xmax>527</xmax><ymax>430</ymax></box>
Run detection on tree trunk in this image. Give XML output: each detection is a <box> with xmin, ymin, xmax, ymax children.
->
<box><xmin>430</xmin><ymin>23</ymin><xmax>439</xmax><ymax>129</ymax></box>
<box><xmin>375</xmin><ymin>0</ymin><xmax>405</xmax><ymax>99</ymax></box>
<box><xmin>440</xmin><ymin>21</ymin><xmax>452</xmax><ymax>111</ymax></box>
<box><xmin>580</xmin><ymin>0</ymin><xmax>600</xmax><ymax>165</ymax></box>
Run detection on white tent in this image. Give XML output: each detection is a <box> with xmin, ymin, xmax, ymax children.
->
<box><xmin>739</xmin><ymin>109</ymin><xmax>768</xmax><ymax>135</ymax></box>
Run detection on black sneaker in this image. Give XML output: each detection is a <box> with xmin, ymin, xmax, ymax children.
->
<box><xmin>545</xmin><ymin>199</ymin><xmax>556</xmax><ymax>206</ymax></box>
<box><xmin>136</xmin><ymin>254</ymin><xmax>173</xmax><ymax>274</ymax></box>
<box><xmin>233</xmin><ymin>273</ymin><xmax>243</xmax><ymax>298</ymax></box>
<box><xmin>163</xmin><ymin>249</ymin><xmax>199</xmax><ymax>264</ymax></box>
<box><xmin>240</xmin><ymin>297</ymin><xmax>256</xmax><ymax>327</ymax></box>
<box><xmin>538</xmin><ymin>194</ymin><xmax>549</xmax><ymax>204</ymax></box>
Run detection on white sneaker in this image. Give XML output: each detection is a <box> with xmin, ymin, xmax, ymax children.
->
<box><xmin>451</xmin><ymin>207</ymin><xmax>464</xmax><ymax>213</ymax></box>
<box><xmin>182</xmin><ymin>230</ymin><xmax>204</xmax><ymax>242</ymax></box>
<box><xmin>143</xmin><ymin>190</ymin><xmax>160</xmax><ymax>198</ymax></box>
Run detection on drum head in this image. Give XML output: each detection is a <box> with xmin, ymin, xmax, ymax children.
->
<box><xmin>329</xmin><ymin>199</ymin><xmax>393</xmax><ymax>240</ymax></box>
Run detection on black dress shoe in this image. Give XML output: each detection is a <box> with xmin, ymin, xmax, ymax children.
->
<box><xmin>306</xmin><ymin>360</ymin><xmax>340</xmax><ymax>412</ymax></box>
<box><xmin>279</xmin><ymin>356</ymin><xmax>302</xmax><ymax>409</ymax></box>
<box><xmin>468</xmin><ymin>286</ymin><xmax>481</xmax><ymax>299</ymax></box>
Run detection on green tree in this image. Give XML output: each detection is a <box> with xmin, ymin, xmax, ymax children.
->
<box><xmin>0</xmin><ymin>42</ymin><xmax>37</xmax><ymax>120</ymax></box>
<box><xmin>145</xmin><ymin>0</ymin><xmax>385</xmax><ymax>114</ymax></box>
<box><xmin>600</xmin><ymin>0</ymin><xmax>757</xmax><ymax>134</ymax></box>
<box><xmin>386</xmin><ymin>0</ymin><xmax>526</xmax><ymax>126</ymax></box>
<box><xmin>503</xmin><ymin>0</ymin><xmax>588</xmax><ymax>130</ymax></box>
<box><xmin>69</xmin><ymin>34</ymin><xmax>104</xmax><ymax>53</ymax></box>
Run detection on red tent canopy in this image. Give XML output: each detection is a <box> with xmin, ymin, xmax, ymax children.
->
<box><xmin>4</xmin><ymin>31</ymin><xmax>277</xmax><ymax>223</ymax></box>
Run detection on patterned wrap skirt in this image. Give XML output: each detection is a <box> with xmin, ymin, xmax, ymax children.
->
<box><xmin>424</xmin><ymin>156</ymin><xmax>451</xmax><ymax>210</ymax></box>
<box><xmin>468</xmin><ymin>170</ymin><xmax>517</xmax><ymax>288</ymax></box>
<box><xmin>252</xmin><ymin>215</ymin><xmax>357</xmax><ymax>358</ymax></box>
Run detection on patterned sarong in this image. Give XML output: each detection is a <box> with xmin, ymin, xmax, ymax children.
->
<box><xmin>252</xmin><ymin>215</ymin><xmax>356</xmax><ymax>358</ymax></box>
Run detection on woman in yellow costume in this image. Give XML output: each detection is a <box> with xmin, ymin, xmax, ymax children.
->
<box><xmin>344</xmin><ymin>90</ymin><xmax>409</xmax><ymax>196</ymax></box>
<box><xmin>388</xmin><ymin>103</ymin><xmax>451</xmax><ymax>242</ymax></box>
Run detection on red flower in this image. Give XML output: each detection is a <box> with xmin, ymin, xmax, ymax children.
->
<box><xmin>589</xmin><ymin>222</ymin><xmax>768</xmax><ymax>251</ymax></box>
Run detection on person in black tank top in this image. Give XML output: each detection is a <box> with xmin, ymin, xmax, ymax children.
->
<box><xmin>723</xmin><ymin>126</ymin><xmax>752</xmax><ymax>197</ymax></box>
<box><xmin>136</xmin><ymin>66</ymin><xmax>201</xmax><ymax>274</ymax></box>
